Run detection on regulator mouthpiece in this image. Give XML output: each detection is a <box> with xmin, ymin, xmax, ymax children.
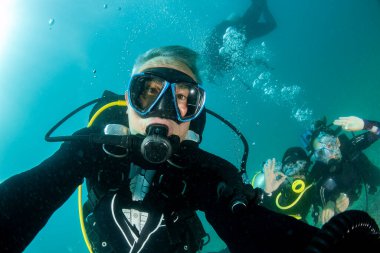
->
<box><xmin>141</xmin><ymin>124</ymin><xmax>173</xmax><ymax>164</ymax></box>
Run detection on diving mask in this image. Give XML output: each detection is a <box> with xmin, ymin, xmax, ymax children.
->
<box><xmin>282</xmin><ymin>160</ymin><xmax>307</xmax><ymax>177</ymax></box>
<box><xmin>312</xmin><ymin>132</ymin><xmax>342</xmax><ymax>164</ymax></box>
<box><xmin>127</xmin><ymin>67</ymin><xmax>206</xmax><ymax>123</ymax></box>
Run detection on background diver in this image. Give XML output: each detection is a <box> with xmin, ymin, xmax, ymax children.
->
<box><xmin>253</xmin><ymin>146</ymin><xmax>315</xmax><ymax>223</ymax></box>
<box><xmin>304</xmin><ymin>116</ymin><xmax>380</xmax><ymax>225</ymax></box>
<box><xmin>203</xmin><ymin>0</ymin><xmax>277</xmax><ymax>82</ymax></box>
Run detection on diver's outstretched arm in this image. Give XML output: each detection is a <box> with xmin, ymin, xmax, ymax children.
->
<box><xmin>334</xmin><ymin>116</ymin><xmax>380</xmax><ymax>151</ymax></box>
<box><xmin>0</xmin><ymin>142</ymin><xmax>85</xmax><ymax>252</ymax></box>
<box><xmin>0</xmin><ymin>128</ymin><xmax>105</xmax><ymax>252</ymax></box>
<box><xmin>334</xmin><ymin>116</ymin><xmax>380</xmax><ymax>135</ymax></box>
<box><xmin>206</xmin><ymin>187</ymin><xmax>319</xmax><ymax>253</ymax></box>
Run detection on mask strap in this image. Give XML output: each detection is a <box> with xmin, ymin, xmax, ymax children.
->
<box><xmin>184</xmin><ymin>130</ymin><xmax>200</xmax><ymax>143</ymax></box>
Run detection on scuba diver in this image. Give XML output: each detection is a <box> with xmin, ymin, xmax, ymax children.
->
<box><xmin>0</xmin><ymin>46</ymin><xmax>379</xmax><ymax>253</ymax></box>
<box><xmin>203</xmin><ymin>0</ymin><xmax>277</xmax><ymax>82</ymax></box>
<box><xmin>303</xmin><ymin>116</ymin><xmax>380</xmax><ymax>226</ymax></box>
<box><xmin>252</xmin><ymin>147</ymin><xmax>315</xmax><ymax>223</ymax></box>
<box><xmin>0</xmin><ymin>45</ymin><xmax>247</xmax><ymax>253</ymax></box>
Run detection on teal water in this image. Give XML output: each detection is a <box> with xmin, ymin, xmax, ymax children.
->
<box><xmin>0</xmin><ymin>0</ymin><xmax>379</xmax><ymax>252</ymax></box>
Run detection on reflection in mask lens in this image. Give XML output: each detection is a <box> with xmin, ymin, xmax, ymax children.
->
<box><xmin>130</xmin><ymin>75</ymin><xmax>166</xmax><ymax>112</ymax></box>
<box><xmin>174</xmin><ymin>82</ymin><xmax>204</xmax><ymax>120</ymax></box>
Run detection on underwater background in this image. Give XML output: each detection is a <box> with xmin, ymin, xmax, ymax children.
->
<box><xmin>1</xmin><ymin>0</ymin><xmax>380</xmax><ymax>252</ymax></box>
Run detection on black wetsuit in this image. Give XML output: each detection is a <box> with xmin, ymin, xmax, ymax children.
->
<box><xmin>309</xmin><ymin>122</ymin><xmax>380</xmax><ymax>224</ymax></box>
<box><xmin>0</xmin><ymin>129</ymin><xmax>319</xmax><ymax>253</ymax></box>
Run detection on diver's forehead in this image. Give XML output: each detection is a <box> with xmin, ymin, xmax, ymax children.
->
<box><xmin>137</xmin><ymin>57</ymin><xmax>197</xmax><ymax>82</ymax></box>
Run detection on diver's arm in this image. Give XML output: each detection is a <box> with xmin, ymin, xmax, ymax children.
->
<box><xmin>350</xmin><ymin>131</ymin><xmax>379</xmax><ymax>151</ymax></box>
<box><xmin>334</xmin><ymin>116</ymin><xmax>380</xmax><ymax>136</ymax></box>
<box><xmin>363</xmin><ymin>119</ymin><xmax>380</xmax><ymax>136</ymax></box>
<box><xmin>0</xmin><ymin>129</ymin><xmax>104</xmax><ymax>252</ymax></box>
<box><xmin>201</xmin><ymin>153</ymin><xmax>319</xmax><ymax>252</ymax></box>
<box><xmin>192</xmin><ymin>149</ymin><xmax>247</xmax><ymax>211</ymax></box>
<box><xmin>333</xmin><ymin>117</ymin><xmax>380</xmax><ymax>151</ymax></box>
<box><xmin>205</xmin><ymin>195</ymin><xmax>319</xmax><ymax>253</ymax></box>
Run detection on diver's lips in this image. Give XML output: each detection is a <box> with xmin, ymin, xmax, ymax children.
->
<box><xmin>147</xmin><ymin>118</ymin><xmax>174</xmax><ymax>136</ymax></box>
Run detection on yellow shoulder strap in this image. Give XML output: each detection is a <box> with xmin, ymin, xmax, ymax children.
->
<box><xmin>78</xmin><ymin>100</ymin><xmax>127</xmax><ymax>253</ymax></box>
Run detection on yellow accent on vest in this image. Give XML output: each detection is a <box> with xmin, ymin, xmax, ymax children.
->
<box><xmin>275</xmin><ymin>181</ymin><xmax>313</xmax><ymax>210</ymax></box>
<box><xmin>251</xmin><ymin>171</ymin><xmax>262</xmax><ymax>188</ymax></box>
<box><xmin>288</xmin><ymin>214</ymin><xmax>302</xmax><ymax>220</ymax></box>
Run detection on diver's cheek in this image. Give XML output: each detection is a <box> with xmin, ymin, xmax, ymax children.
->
<box><xmin>172</xmin><ymin>121</ymin><xmax>190</xmax><ymax>142</ymax></box>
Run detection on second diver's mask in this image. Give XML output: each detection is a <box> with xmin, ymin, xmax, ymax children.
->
<box><xmin>282</xmin><ymin>160</ymin><xmax>307</xmax><ymax>177</ymax></box>
<box><xmin>127</xmin><ymin>67</ymin><xmax>206</xmax><ymax>123</ymax></box>
<box><xmin>312</xmin><ymin>132</ymin><xmax>342</xmax><ymax>165</ymax></box>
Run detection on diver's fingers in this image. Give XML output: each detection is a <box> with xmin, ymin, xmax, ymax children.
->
<box><xmin>263</xmin><ymin>160</ymin><xmax>272</xmax><ymax>177</ymax></box>
<box><xmin>336</xmin><ymin>193</ymin><xmax>349</xmax><ymax>212</ymax></box>
<box><xmin>265</xmin><ymin>158</ymin><xmax>275</xmax><ymax>172</ymax></box>
<box><xmin>337</xmin><ymin>192</ymin><xmax>348</xmax><ymax>200</ymax></box>
<box><xmin>322</xmin><ymin>209</ymin><xmax>332</xmax><ymax>224</ymax></box>
<box><xmin>322</xmin><ymin>212</ymin><xmax>328</xmax><ymax>224</ymax></box>
<box><xmin>271</xmin><ymin>158</ymin><xmax>276</xmax><ymax>169</ymax></box>
<box><xmin>334</xmin><ymin>123</ymin><xmax>351</xmax><ymax>131</ymax></box>
<box><xmin>333</xmin><ymin>119</ymin><xmax>347</xmax><ymax>126</ymax></box>
<box><xmin>337</xmin><ymin>116</ymin><xmax>352</xmax><ymax>121</ymax></box>
<box><xmin>336</xmin><ymin>116</ymin><xmax>364</xmax><ymax>131</ymax></box>
<box><xmin>264</xmin><ymin>159</ymin><xmax>270</xmax><ymax>171</ymax></box>
<box><xmin>276</xmin><ymin>173</ymin><xmax>287</xmax><ymax>184</ymax></box>
<box><xmin>274</xmin><ymin>171</ymin><xmax>286</xmax><ymax>179</ymax></box>
<box><xmin>336</xmin><ymin>200</ymin><xmax>348</xmax><ymax>213</ymax></box>
<box><xmin>267</xmin><ymin>159</ymin><xmax>272</xmax><ymax>169</ymax></box>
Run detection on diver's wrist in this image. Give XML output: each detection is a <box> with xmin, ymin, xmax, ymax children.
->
<box><xmin>364</xmin><ymin>120</ymin><xmax>378</xmax><ymax>131</ymax></box>
<box><xmin>264</xmin><ymin>190</ymin><xmax>272</xmax><ymax>197</ymax></box>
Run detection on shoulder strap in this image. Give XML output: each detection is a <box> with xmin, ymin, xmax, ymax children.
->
<box><xmin>88</xmin><ymin>90</ymin><xmax>128</xmax><ymax>129</ymax></box>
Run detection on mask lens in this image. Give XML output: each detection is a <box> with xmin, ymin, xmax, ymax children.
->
<box><xmin>320</xmin><ymin>135</ymin><xmax>338</xmax><ymax>150</ymax></box>
<box><xmin>174</xmin><ymin>82</ymin><xmax>205</xmax><ymax>120</ymax></box>
<box><xmin>129</xmin><ymin>74</ymin><xmax>166</xmax><ymax>113</ymax></box>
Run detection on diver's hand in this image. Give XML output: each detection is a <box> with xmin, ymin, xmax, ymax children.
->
<box><xmin>335</xmin><ymin>193</ymin><xmax>349</xmax><ymax>213</ymax></box>
<box><xmin>333</xmin><ymin>116</ymin><xmax>364</xmax><ymax>132</ymax></box>
<box><xmin>319</xmin><ymin>200</ymin><xmax>335</xmax><ymax>225</ymax></box>
<box><xmin>263</xmin><ymin>158</ymin><xmax>286</xmax><ymax>194</ymax></box>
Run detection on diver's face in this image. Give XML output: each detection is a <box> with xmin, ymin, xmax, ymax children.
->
<box><xmin>312</xmin><ymin>133</ymin><xmax>342</xmax><ymax>164</ymax></box>
<box><xmin>126</xmin><ymin>59</ymin><xmax>194</xmax><ymax>142</ymax></box>
<box><xmin>282</xmin><ymin>160</ymin><xmax>307</xmax><ymax>178</ymax></box>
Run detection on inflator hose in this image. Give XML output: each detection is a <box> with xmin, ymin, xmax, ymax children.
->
<box><xmin>304</xmin><ymin>210</ymin><xmax>380</xmax><ymax>253</ymax></box>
